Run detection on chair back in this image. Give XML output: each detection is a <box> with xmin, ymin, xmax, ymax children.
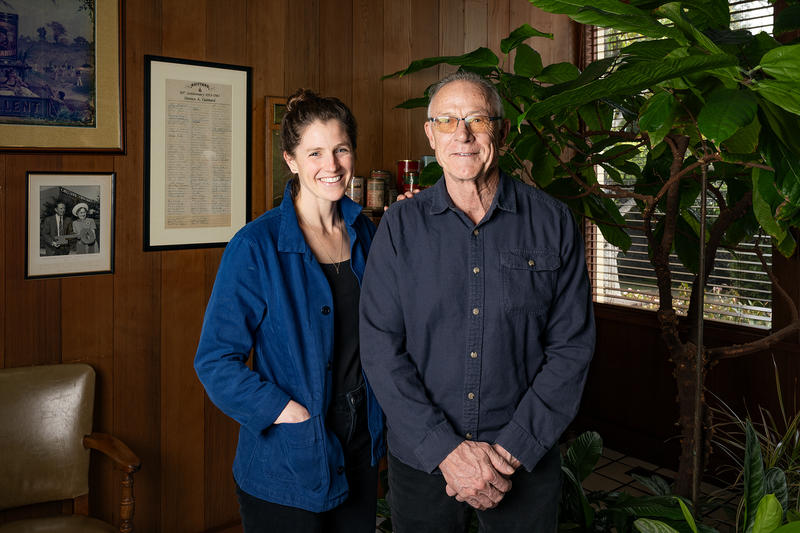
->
<box><xmin>0</xmin><ymin>363</ymin><xmax>95</xmax><ymax>510</ymax></box>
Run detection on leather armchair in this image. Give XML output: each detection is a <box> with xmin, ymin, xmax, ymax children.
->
<box><xmin>0</xmin><ymin>364</ymin><xmax>141</xmax><ymax>533</ymax></box>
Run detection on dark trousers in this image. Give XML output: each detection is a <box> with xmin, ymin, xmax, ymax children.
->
<box><xmin>237</xmin><ymin>384</ymin><xmax>377</xmax><ymax>533</ymax></box>
<box><xmin>387</xmin><ymin>445</ymin><xmax>562</xmax><ymax>533</ymax></box>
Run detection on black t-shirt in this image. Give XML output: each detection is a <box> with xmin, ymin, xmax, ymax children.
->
<box><xmin>319</xmin><ymin>260</ymin><xmax>362</xmax><ymax>398</ymax></box>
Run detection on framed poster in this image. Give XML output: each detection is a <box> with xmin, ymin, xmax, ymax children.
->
<box><xmin>144</xmin><ymin>55</ymin><xmax>251</xmax><ymax>251</ymax></box>
<box><xmin>0</xmin><ymin>0</ymin><xmax>124</xmax><ymax>151</ymax></box>
<box><xmin>266</xmin><ymin>96</ymin><xmax>291</xmax><ymax>209</ymax></box>
<box><xmin>26</xmin><ymin>172</ymin><xmax>115</xmax><ymax>279</ymax></box>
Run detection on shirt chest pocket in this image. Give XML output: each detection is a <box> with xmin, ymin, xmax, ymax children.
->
<box><xmin>501</xmin><ymin>249</ymin><xmax>560</xmax><ymax>316</ymax></box>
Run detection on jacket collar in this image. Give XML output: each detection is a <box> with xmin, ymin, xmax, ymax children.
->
<box><xmin>429</xmin><ymin>170</ymin><xmax>518</xmax><ymax>216</ymax></box>
<box><xmin>277</xmin><ymin>179</ymin><xmax>363</xmax><ymax>253</ymax></box>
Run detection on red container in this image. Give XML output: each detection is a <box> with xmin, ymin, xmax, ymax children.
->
<box><xmin>396</xmin><ymin>160</ymin><xmax>420</xmax><ymax>190</ymax></box>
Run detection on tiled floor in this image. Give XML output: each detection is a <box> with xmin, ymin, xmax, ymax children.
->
<box><xmin>585</xmin><ymin>447</ymin><xmax>739</xmax><ymax>532</ymax></box>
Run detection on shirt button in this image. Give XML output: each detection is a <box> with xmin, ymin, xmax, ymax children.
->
<box><xmin>326</xmin><ymin>361</ymin><xmax>332</xmax><ymax>371</ymax></box>
<box><xmin>470</xmin><ymin>351</ymin><xmax>478</xmax><ymax>359</ymax></box>
<box><xmin>337</xmin><ymin>466</ymin><xmax>345</xmax><ymax>475</ymax></box>
<box><xmin>473</xmin><ymin>266</ymin><xmax>480</xmax><ymax>274</ymax></box>
<box><xmin>473</xmin><ymin>229</ymin><xmax>479</xmax><ymax>236</ymax></box>
<box><xmin>528</xmin><ymin>259</ymin><xmax>535</xmax><ymax>267</ymax></box>
<box><xmin>465</xmin><ymin>432</ymin><xmax>473</xmax><ymax>439</ymax></box>
<box><xmin>472</xmin><ymin>308</ymin><xmax>479</xmax><ymax>316</ymax></box>
<box><xmin>467</xmin><ymin>392</ymin><xmax>475</xmax><ymax>400</ymax></box>
<box><xmin>321</xmin><ymin>306</ymin><xmax>331</xmax><ymax>315</ymax></box>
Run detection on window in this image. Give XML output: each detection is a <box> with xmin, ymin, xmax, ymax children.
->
<box><xmin>589</xmin><ymin>2</ymin><xmax>774</xmax><ymax>329</ymax></box>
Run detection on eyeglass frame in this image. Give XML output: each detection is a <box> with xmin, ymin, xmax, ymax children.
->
<box><xmin>427</xmin><ymin>115</ymin><xmax>504</xmax><ymax>133</ymax></box>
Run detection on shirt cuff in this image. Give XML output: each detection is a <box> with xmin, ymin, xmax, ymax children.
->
<box><xmin>495</xmin><ymin>419</ymin><xmax>549</xmax><ymax>472</ymax></box>
<box><xmin>414</xmin><ymin>419</ymin><xmax>464</xmax><ymax>474</ymax></box>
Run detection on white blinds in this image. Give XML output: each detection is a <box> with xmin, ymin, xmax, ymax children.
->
<box><xmin>590</xmin><ymin>2</ymin><xmax>774</xmax><ymax>329</ymax></box>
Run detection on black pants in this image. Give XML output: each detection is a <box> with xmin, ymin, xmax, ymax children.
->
<box><xmin>237</xmin><ymin>384</ymin><xmax>377</xmax><ymax>533</ymax></box>
<box><xmin>387</xmin><ymin>446</ymin><xmax>562</xmax><ymax>533</ymax></box>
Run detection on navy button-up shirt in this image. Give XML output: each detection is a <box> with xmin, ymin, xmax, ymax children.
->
<box><xmin>360</xmin><ymin>172</ymin><xmax>595</xmax><ymax>474</ymax></box>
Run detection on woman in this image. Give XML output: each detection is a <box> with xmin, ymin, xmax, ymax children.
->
<box><xmin>194</xmin><ymin>89</ymin><xmax>385</xmax><ymax>533</ymax></box>
<box><xmin>70</xmin><ymin>202</ymin><xmax>98</xmax><ymax>254</ymax></box>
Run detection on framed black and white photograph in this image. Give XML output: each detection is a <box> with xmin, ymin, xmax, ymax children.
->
<box><xmin>144</xmin><ymin>55</ymin><xmax>251</xmax><ymax>251</ymax></box>
<box><xmin>0</xmin><ymin>0</ymin><xmax>124</xmax><ymax>151</ymax></box>
<box><xmin>26</xmin><ymin>171</ymin><xmax>115</xmax><ymax>278</ymax></box>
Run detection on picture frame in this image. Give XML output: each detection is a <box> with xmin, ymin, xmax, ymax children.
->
<box><xmin>0</xmin><ymin>0</ymin><xmax>124</xmax><ymax>152</ymax></box>
<box><xmin>26</xmin><ymin>172</ymin><xmax>115</xmax><ymax>279</ymax></box>
<box><xmin>144</xmin><ymin>55</ymin><xmax>252</xmax><ymax>251</ymax></box>
<box><xmin>266</xmin><ymin>96</ymin><xmax>291</xmax><ymax>209</ymax></box>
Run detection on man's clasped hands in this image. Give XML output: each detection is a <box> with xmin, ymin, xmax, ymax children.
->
<box><xmin>439</xmin><ymin>441</ymin><xmax>522</xmax><ymax>511</ymax></box>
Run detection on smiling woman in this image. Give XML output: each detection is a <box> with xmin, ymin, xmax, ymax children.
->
<box><xmin>194</xmin><ymin>88</ymin><xmax>386</xmax><ymax>533</ymax></box>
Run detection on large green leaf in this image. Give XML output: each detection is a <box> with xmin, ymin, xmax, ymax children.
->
<box><xmin>675</xmin><ymin>215</ymin><xmax>701</xmax><ymax>274</ymax></box>
<box><xmin>656</xmin><ymin>3</ymin><xmax>739</xmax><ymax>83</ymax></box>
<box><xmin>635</xmin><ymin>518</ymin><xmax>681</xmax><ymax>533</ymax></box>
<box><xmin>565</xmin><ymin>431</ymin><xmax>602</xmax><ymax>482</ymax></box>
<box><xmin>744</xmin><ymin>420</ymin><xmax>767</xmax><ymax>533</ymax></box>
<box><xmin>760</xmin><ymin>44</ymin><xmax>800</xmax><ymax>82</ymax></box>
<box><xmin>519</xmin><ymin>53</ymin><xmax>738</xmax><ymax>125</ymax></box>
<box><xmin>585</xmin><ymin>194</ymin><xmax>633</xmax><ymax>251</ymax></box>
<box><xmin>677</xmin><ymin>499</ymin><xmax>698</xmax><ymax>533</ymax></box>
<box><xmin>514</xmin><ymin>44</ymin><xmax>544</xmax><ymax>78</ymax></box>
<box><xmin>754</xmin><ymin>81</ymin><xmax>800</xmax><ymax>117</ymax></box>
<box><xmin>723</xmin><ymin>116</ymin><xmax>760</xmax><ymax>154</ymax></box>
<box><xmin>639</xmin><ymin>91</ymin><xmax>678</xmax><ymax>147</ymax></box>
<box><xmin>752</xmin><ymin>494</ymin><xmax>783</xmax><ymax>533</ymax></box>
<box><xmin>679</xmin><ymin>0</ymin><xmax>730</xmax><ymax>30</ymax></box>
<box><xmin>773</xmin><ymin>523</ymin><xmax>800</xmax><ymax>533</ymax></box>
<box><xmin>561</xmin><ymin>465</ymin><xmax>595</xmax><ymax>528</ymax></box>
<box><xmin>383</xmin><ymin>47</ymin><xmax>498</xmax><ymax>79</ymax></box>
<box><xmin>697</xmin><ymin>89</ymin><xmax>757</xmax><ymax>144</ymax></box>
<box><xmin>765</xmin><ymin>468</ymin><xmax>789</xmax><ymax>516</ymax></box>
<box><xmin>395</xmin><ymin>96</ymin><xmax>430</xmax><ymax>110</ymax></box>
<box><xmin>758</xmin><ymin>99</ymin><xmax>800</xmax><ymax>156</ymax></box>
<box><xmin>621</xmin><ymin>39</ymin><xmax>682</xmax><ymax>61</ymax></box>
<box><xmin>529</xmin><ymin>0</ymin><xmax>685</xmax><ymax>42</ymax></box>
<box><xmin>500</xmin><ymin>23</ymin><xmax>553</xmax><ymax>54</ymax></box>
<box><xmin>537</xmin><ymin>62</ymin><xmax>581</xmax><ymax>84</ymax></box>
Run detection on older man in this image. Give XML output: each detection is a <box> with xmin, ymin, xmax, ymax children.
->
<box><xmin>360</xmin><ymin>71</ymin><xmax>595</xmax><ymax>532</ymax></box>
<box><xmin>40</xmin><ymin>201</ymin><xmax>72</xmax><ymax>256</ymax></box>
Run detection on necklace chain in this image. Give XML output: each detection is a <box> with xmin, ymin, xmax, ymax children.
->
<box><xmin>297</xmin><ymin>212</ymin><xmax>346</xmax><ymax>275</ymax></box>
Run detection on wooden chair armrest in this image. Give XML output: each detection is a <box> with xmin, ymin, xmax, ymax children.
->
<box><xmin>83</xmin><ymin>432</ymin><xmax>141</xmax><ymax>474</ymax></box>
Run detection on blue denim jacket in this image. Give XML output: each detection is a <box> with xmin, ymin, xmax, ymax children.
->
<box><xmin>195</xmin><ymin>185</ymin><xmax>386</xmax><ymax>512</ymax></box>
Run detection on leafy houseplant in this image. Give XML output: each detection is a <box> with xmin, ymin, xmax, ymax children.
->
<box><xmin>385</xmin><ymin>0</ymin><xmax>800</xmax><ymax>503</ymax></box>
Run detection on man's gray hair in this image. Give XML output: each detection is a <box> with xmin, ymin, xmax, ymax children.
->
<box><xmin>426</xmin><ymin>71</ymin><xmax>504</xmax><ymax>118</ymax></box>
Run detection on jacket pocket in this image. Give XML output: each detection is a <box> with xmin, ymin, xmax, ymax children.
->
<box><xmin>261</xmin><ymin>415</ymin><xmax>328</xmax><ymax>492</ymax></box>
<box><xmin>501</xmin><ymin>248</ymin><xmax>560</xmax><ymax>316</ymax></box>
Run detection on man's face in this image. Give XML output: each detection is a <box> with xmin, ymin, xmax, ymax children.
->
<box><xmin>55</xmin><ymin>203</ymin><xmax>65</xmax><ymax>216</ymax></box>
<box><xmin>424</xmin><ymin>80</ymin><xmax>508</xmax><ymax>185</ymax></box>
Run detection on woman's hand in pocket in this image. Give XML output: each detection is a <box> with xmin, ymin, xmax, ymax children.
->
<box><xmin>274</xmin><ymin>399</ymin><xmax>311</xmax><ymax>424</ymax></box>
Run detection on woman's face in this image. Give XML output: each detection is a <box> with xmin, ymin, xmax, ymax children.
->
<box><xmin>283</xmin><ymin>119</ymin><xmax>354</xmax><ymax>206</ymax></box>
<box><xmin>77</xmin><ymin>207</ymin><xmax>87</xmax><ymax>219</ymax></box>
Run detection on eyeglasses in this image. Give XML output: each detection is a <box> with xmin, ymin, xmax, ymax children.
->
<box><xmin>428</xmin><ymin>115</ymin><xmax>502</xmax><ymax>134</ymax></box>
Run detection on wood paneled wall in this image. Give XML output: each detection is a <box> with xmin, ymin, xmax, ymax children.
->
<box><xmin>0</xmin><ymin>1</ymin><xmax>577</xmax><ymax>530</ymax></box>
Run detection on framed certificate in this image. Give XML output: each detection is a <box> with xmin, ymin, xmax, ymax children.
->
<box><xmin>144</xmin><ymin>55</ymin><xmax>252</xmax><ymax>250</ymax></box>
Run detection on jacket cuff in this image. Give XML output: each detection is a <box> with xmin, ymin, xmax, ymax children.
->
<box><xmin>495</xmin><ymin>420</ymin><xmax>548</xmax><ymax>472</ymax></box>
<box><xmin>414</xmin><ymin>420</ymin><xmax>464</xmax><ymax>474</ymax></box>
<box><xmin>245</xmin><ymin>388</ymin><xmax>292</xmax><ymax>433</ymax></box>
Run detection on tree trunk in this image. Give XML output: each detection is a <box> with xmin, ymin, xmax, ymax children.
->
<box><xmin>672</xmin><ymin>341</ymin><xmax>710</xmax><ymax>500</ymax></box>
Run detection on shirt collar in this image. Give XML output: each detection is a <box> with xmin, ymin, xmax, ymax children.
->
<box><xmin>428</xmin><ymin>170</ymin><xmax>518</xmax><ymax>216</ymax></box>
<box><xmin>277</xmin><ymin>179</ymin><xmax>363</xmax><ymax>253</ymax></box>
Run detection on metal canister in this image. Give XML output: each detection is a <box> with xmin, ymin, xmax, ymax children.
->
<box><xmin>396</xmin><ymin>160</ymin><xmax>420</xmax><ymax>190</ymax></box>
<box><xmin>366</xmin><ymin>170</ymin><xmax>390</xmax><ymax>209</ymax></box>
<box><xmin>346</xmin><ymin>176</ymin><xmax>364</xmax><ymax>205</ymax></box>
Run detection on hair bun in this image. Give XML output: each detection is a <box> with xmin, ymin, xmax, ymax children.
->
<box><xmin>286</xmin><ymin>88</ymin><xmax>318</xmax><ymax>113</ymax></box>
